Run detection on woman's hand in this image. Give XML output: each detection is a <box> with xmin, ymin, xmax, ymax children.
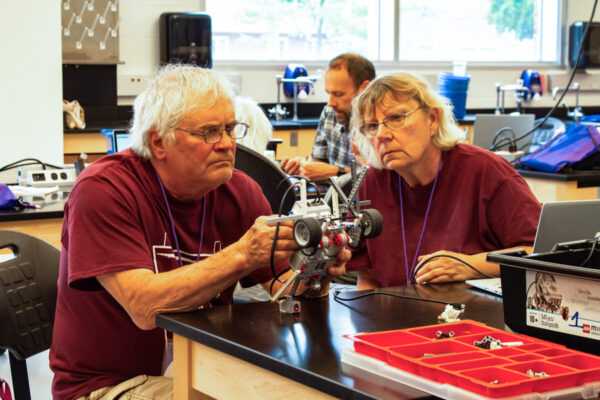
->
<box><xmin>414</xmin><ymin>250</ymin><xmax>485</xmax><ymax>284</ymax></box>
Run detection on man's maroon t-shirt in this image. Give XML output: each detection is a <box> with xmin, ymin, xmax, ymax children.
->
<box><xmin>50</xmin><ymin>150</ymin><xmax>282</xmax><ymax>399</ymax></box>
<box><xmin>348</xmin><ymin>144</ymin><xmax>541</xmax><ymax>287</ymax></box>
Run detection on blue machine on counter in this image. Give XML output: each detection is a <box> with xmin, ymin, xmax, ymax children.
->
<box><xmin>283</xmin><ymin>64</ymin><xmax>309</xmax><ymax>98</ymax></box>
<box><xmin>520</xmin><ymin>69</ymin><xmax>543</xmax><ymax>100</ymax></box>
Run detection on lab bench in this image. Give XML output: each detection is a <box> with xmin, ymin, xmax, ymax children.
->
<box><xmin>0</xmin><ymin>192</ymin><xmax>67</xmax><ymax>249</ymax></box>
<box><xmin>517</xmin><ymin>169</ymin><xmax>600</xmax><ymax>203</ymax></box>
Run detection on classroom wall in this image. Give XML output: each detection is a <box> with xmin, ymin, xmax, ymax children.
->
<box><xmin>117</xmin><ymin>0</ymin><xmax>600</xmax><ymax>111</ymax></box>
<box><xmin>0</xmin><ymin>1</ymin><xmax>63</xmax><ymax>168</ymax></box>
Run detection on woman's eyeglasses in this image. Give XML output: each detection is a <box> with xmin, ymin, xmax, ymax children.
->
<box><xmin>360</xmin><ymin>107</ymin><xmax>420</xmax><ymax>137</ymax></box>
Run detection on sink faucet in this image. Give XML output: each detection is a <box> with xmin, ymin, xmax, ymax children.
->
<box><xmin>552</xmin><ymin>82</ymin><xmax>583</xmax><ymax>123</ymax></box>
<box><xmin>494</xmin><ymin>80</ymin><xmax>530</xmax><ymax>115</ymax></box>
<box><xmin>273</xmin><ymin>74</ymin><xmax>319</xmax><ymax>121</ymax></box>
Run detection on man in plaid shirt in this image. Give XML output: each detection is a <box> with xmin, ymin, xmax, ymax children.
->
<box><xmin>281</xmin><ymin>54</ymin><xmax>375</xmax><ymax>179</ymax></box>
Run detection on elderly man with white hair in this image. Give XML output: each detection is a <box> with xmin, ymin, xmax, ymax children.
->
<box><xmin>50</xmin><ymin>65</ymin><xmax>349</xmax><ymax>400</ymax></box>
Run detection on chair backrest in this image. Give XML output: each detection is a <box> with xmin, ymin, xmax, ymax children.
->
<box><xmin>323</xmin><ymin>173</ymin><xmax>353</xmax><ymax>206</ymax></box>
<box><xmin>0</xmin><ymin>230</ymin><xmax>60</xmax><ymax>400</ymax></box>
<box><xmin>234</xmin><ymin>143</ymin><xmax>295</xmax><ymax>214</ymax></box>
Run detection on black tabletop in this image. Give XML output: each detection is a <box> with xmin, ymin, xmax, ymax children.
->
<box><xmin>0</xmin><ymin>191</ymin><xmax>67</xmax><ymax>222</ymax></box>
<box><xmin>157</xmin><ymin>283</ymin><xmax>505</xmax><ymax>400</ymax></box>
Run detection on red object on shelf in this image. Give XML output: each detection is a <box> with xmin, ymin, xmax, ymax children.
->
<box><xmin>343</xmin><ymin>320</ymin><xmax>600</xmax><ymax>399</ymax></box>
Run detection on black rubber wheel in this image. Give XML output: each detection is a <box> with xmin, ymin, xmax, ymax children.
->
<box><xmin>293</xmin><ymin>217</ymin><xmax>322</xmax><ymax>249</ymax></box>
<box><xmin>346</xmin><ymin>225</ymin><xmax>364</xmax><ymax>249</ymax></box>
<box><xmin>361</xmin><ymin>209</ymin><xmax>383</xmax><ymax>238</ymax></box>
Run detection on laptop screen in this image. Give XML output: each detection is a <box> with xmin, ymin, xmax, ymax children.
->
<box><xmin>114</xmin><ymin>132</ymin><xmax>132</xmax><ymax>152</ymax></box>
<box><xmin>532</xmin><ymin>200</ymin><xmax>600</xmax><ymax>253</ymax></box>
<box><xmin>472</xmin><ymin>114</ymin><xmax>534</xmax><ymax>150</ymax></box>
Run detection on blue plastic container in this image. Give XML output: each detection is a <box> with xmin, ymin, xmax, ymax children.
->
<box><xmin>437</xmin><ymin>73</ymin><xmax>470</xmax><ymax>120</ymax></box>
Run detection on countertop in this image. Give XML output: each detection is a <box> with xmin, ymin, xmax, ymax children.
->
<box><xmin>0</xmin><ymin>192</ymin><xmax>67</xmax><ymax>222</ymax></box>
<box><xmin>63</xmin><ymin>113</ymin><xmax>476</xmax><ymax>134</ymax></box>
<box><xmin>157</xmin><ymin>282</ymin><xmax>504</xmax><ymax>399</ymax></box>
<box><xmin>516</xmin><ymin>168</ymin><xmax>600</xmax><ymax>186</ymax></box>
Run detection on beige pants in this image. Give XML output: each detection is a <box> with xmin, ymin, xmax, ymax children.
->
<box><xmin>77</xmin><ymin>375</ymin><xmax>173</xmax><ymax>400</ymax></box>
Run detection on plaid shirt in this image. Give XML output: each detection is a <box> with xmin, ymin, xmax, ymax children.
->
<box><xmin>311</xmin><ymin>106</ymin><xmax>355</xmax><ymax>168</ymax></box>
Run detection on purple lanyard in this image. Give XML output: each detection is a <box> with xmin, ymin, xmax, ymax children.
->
<box><xmin>399</xmin><ymin>153</ymin><xmax>443</xmax><ymax>280</ymax></box>
<box><xmin>154</xmin><ymin>168</ymin><xmax>206</xmax><ymax>267</ymax></box>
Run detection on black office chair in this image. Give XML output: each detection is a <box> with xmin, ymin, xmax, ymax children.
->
<box><xmin>0</xmin><ymin>230</ymin><xmax>60</xmax><ymax>400</ymax></box>
<box><xmin>266</xmin><ymin>138</ymin><xmax>283</xmax><ymax>155</ymax></box>
<box><xmin>323</xmin><ymin>173</ymin><xmax>353</xmax><ymax>206</ymax></box>
<box><xmin>234</xmin><ymin>143</ymin><xmax>295</xmax><ymax>214</ymax></box>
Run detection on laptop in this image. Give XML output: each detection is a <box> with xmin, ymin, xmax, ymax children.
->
<box><xmin>467</xmin><ymin>199</ymin><xmax>600</xmax><ymax>296</ymax></box>
<box><xmin>532</xmin><ymin>200</ymin><xmax>600</xmax><ymax>253</ymax></box>
<box><xmin>472</xmin><ymin>114</ymin><xmax>535</xmax><ymax>150</ymax></box>
<box><xmin>466</xmin><ymin>277</ymin><xmax>503</xmax><ymax>296</ymax></box>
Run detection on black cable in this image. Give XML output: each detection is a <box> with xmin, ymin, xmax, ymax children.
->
<box><xmin>586</xmin><ymin>125</ymin><xmax>600</xmax><ymax>152</ymax></box>
<box><xmin>269</xmin><ymin>182</ymin><xmax>299</xmax><ymax>283</ymax></box>
<box><xmin>409</xmin><ymin>254</ymin><xmax>495</xmax><ymax>284</ymax></box>
<box><xmin>491</xmin><ymin>127</ymin><xmax>516</xmax><ymax>149</ymax></box>
<box><xmin>579</xmin><ymin>234</ymin><xmax>599</xmax><ymax>267</ymax></box>
<box><xmin>333</xmin><ymin>289</ymin><xmax>464</xmax><ymax>310</ymax></box>
<box><xmin>269</xmin><ymin>267</ymin><xmax>291</xmax><ymax>295</ymax></box>
<box><xmin>0</xmin><ymin>158</ymin><xmax>62</xmax><ymax>173</ymax></box>
<box><xmin>490</xmin><ymin>0</ymin><xmax>598</xmax><ymax>152</ymax></box>
<box><xmin>491</xmin><ymin>136</ymin><xmax>515</xmax><ymax>153</ymax></box>
<box><xmin>287</xmin><ymin>174</ymin><xmax>323</xmax><ymax>201</ymax></box>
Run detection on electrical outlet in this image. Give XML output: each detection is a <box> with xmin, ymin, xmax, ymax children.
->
<box><xmin>290</xmin><ymin>131</ymin><xmax>298</xmax><ymax>147</ymax></box>
<box><xmin>118</xmin><ymin>75</ymin><xmax>150</xmax><ymax>96</ymax></box>
<box><xmin>26</xmin><ymin>169</ymin><xmax>77</xmax><ymax>188</ymax></box>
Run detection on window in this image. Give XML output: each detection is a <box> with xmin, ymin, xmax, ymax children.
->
<box><xmin>398</xmin><ymin>0</ymin><xmax>560</xmax><ymax>63</ymax></box>
<box><xmin>205</xmin><ymin>0</ymin><xmax>561</xmax><ymax>64</ymax></box>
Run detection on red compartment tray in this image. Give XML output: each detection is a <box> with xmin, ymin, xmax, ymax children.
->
<box><xmin>344</xmin><ymin>320</ymin><xmax>600</xmax><ymax>398</ymax></box>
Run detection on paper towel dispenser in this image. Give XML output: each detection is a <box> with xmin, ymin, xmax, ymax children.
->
<box><xmin>159</xmin><ymin>13</ymin><xmax>212</xmax><ymax>67</ymax></box>
<box><xmin>569</xmin><ymin>21</ymin><xmax>600</xmax><ymax>69</ymax></box>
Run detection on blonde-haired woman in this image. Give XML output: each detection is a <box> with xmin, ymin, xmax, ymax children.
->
<box><xmin>348</xmin><ymin>72</ymin><xmax>541</xmax><ymax>289</ymax></box>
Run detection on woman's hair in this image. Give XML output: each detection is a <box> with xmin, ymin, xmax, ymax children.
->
<box><xmin>130</xmin><ymin>64</ymin><xmax>236</xmax><ymax>160</ymax></box>
<box><xmin>234</xmin><ymin>96</ymin><xmax>273</xmax><ymax>153</ymax></box>
<box><xmin>350</xmin><ymin>72</ymin><xmax>465</xmax><ymax>167</ymax></box>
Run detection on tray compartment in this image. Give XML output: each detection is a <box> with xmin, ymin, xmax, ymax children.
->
<box><xmin>407</xmin><ymin>320</ymin><xmax>494</xmax><ymax>339</ymax></box>
<box><xmin>533</xmin><ymin>347</ymin><xmax>573</xmax><ymax>357</ymax></box>
<box><xmin>456</xmin><ymin>367</ymin><xmax>533</xmax><ymax>398</ymax></box>
<box><xmin>548</xmin><ymin>353</ymin><xmax>600</xmax><ymax>384</ymax></box>
<box><xmin>503</xmin><ymin>360</ymin><xmax>578</xmax><ymax>392</ymax></box>
<box><xmin>348</xmin><ymin>330</ymin><xmax>427</xmax><ymax>361</ymax></box>
<box><xmin>437</xmin><ymin>356</ymin><xmax>511</xmax><ymax>385</ymax></box>
<box><xmin>509</xmin><ymin>353</ymin><xmax>544</xmax><ymax>362</ymax></box>
<box><xmin>387</xmin><ymin>340</ymin><xmax>478</xmax><ymax>374</ymax></box>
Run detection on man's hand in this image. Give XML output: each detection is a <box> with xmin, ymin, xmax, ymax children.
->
<box><xmin>300</xmin><ymin>247</ymin><xmax>351</xmax><ymax>298</ymax></box>
<box><xmin>237</xmin><ymin>216</ymin><xmax>297</xmax><ymax>269</ymax></box>
<box><xmin>267</xmin><ymin>247</ymin><xmax>351</xmax><ymax>298</ymax></box>
<box><xmin>350</xmin><ymin>139</ymin><xmax>368</xmax><ymax>167</ymax></box>
<box><xmin>300</xmin><ymin>162</ymin><xmax>339</xmax><ymax>180</ymax></box>
<box><xmin>280</xmin><ymin>156</ymin><xmax>304</xmax><ymax>175</ymax></box>
<box><xmin>414</xmin><ymin>250</ymin><xmax>492</xmax><ymax>284</ymax></box>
